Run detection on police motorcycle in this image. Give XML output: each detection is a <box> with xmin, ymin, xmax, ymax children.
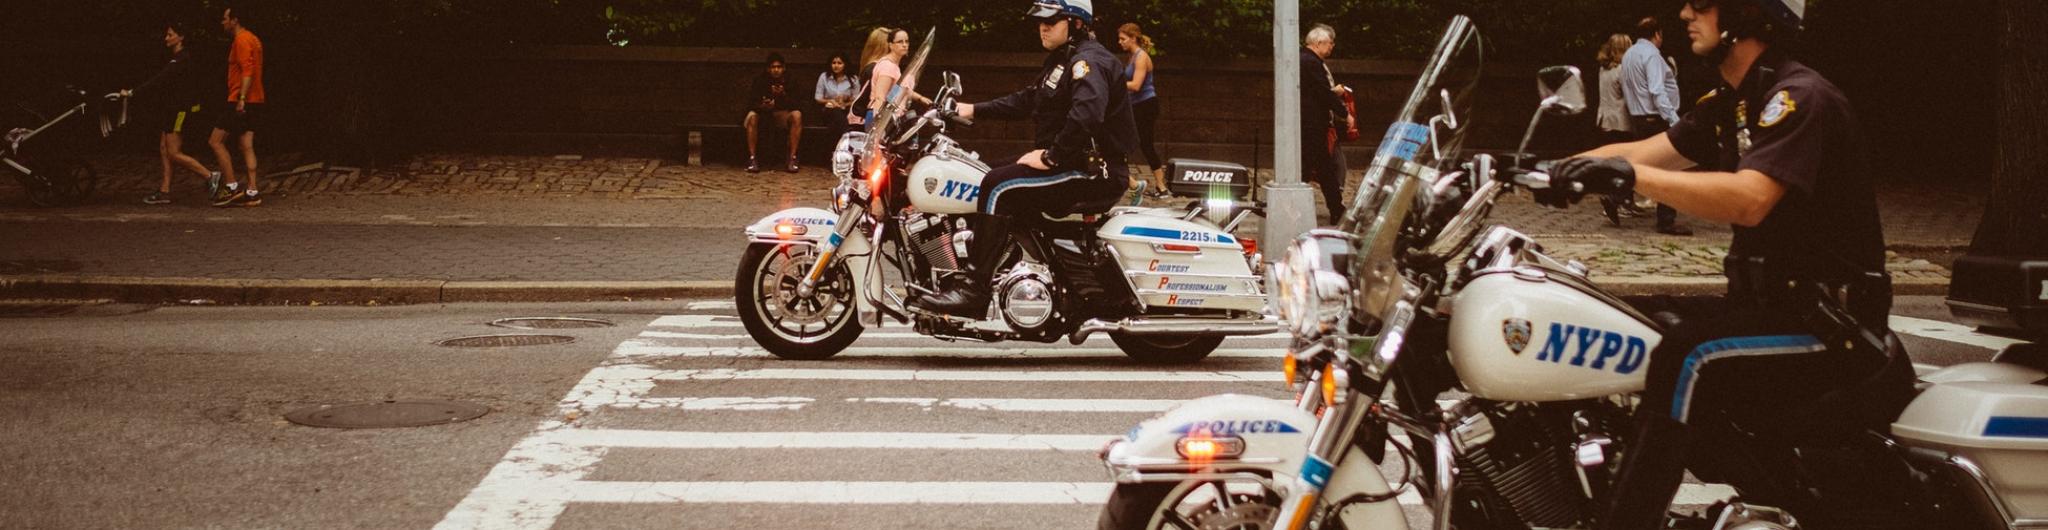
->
<box><xmin>736</xmin><ymin>31</ymin><xmax>1277</xmax><ymax>363</ymax></box>
<box><xmin>1101</xmin><ymin>15</ymin><xmax>2048</xmax><ymax>530</ymax></box>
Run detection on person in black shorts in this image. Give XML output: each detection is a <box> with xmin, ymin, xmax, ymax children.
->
<box><xmin>209</xmin><ymin>6</ymin><xmax>266</xmax><ymax>207</ymax></box>
<box><xmin>126</xmin><ymin>22</ymin><xmax>220</xmax><ymax>205</ymax></box>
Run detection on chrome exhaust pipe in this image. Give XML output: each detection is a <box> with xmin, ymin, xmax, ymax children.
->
<box><xmin>1068</xmin><ymin>315</ymin><xmax>1280</xmax><ymax>344</ymax></box>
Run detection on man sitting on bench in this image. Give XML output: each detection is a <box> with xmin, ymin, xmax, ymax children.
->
<box><xmin>744</xmin><ymin>52</ymin><xmax>802</xmax><ymax>173</ymax></box>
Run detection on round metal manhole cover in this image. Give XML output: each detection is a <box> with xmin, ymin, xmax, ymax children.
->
<box><xmin>488</xmin><ymin>317</ymin><xmax>616</xmax><ymax>330</ymax></box>
<box><xmin>284</xmin><ymin>400</ymin><xmax>491</xmax><ymax>429</ymax></box>
<box><xmin>436</xmin><ymin>334</ymin><xmax>577</xmax><ymax>347</ymax></box>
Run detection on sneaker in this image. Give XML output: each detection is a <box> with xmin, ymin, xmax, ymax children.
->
<box><xmin>786</xmin><ymin>156</ymin><xmax>800</xmax><ymax>173</ymax></box>
<box><xmin>745</xmin><ymin>157</ymin><xmax>760</xmax><ymax>173</ymax></box>
<box><xmin>142</xmin><ymin>192</ymin><xmax>171</xmax><ymax>205</ymax></box>
<box><xmin>236</xmin><ymin>189</ymin><xmax>262</xmax><ymax>207</ymax></box>
<box><xmin>206</xmin><ymin>171</ymin><xmax>222</xmax><ymax>196</ymax></box>
<box><xmin>210</xmin><ymin>183</ymin><xmax>242</xmax><ymax>206</ymax></box>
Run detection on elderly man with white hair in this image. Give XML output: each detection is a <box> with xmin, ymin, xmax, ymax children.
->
<box><xmin>1300</xmin><ymin>23</ymin><xmax>1353</xmax><ymax>223</ymax></box>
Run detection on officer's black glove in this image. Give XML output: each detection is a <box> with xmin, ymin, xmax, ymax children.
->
<box><xmin>1534</xmin><ymin>157</ymin><xmax>1636</xmax><ymax>208</ymax></box>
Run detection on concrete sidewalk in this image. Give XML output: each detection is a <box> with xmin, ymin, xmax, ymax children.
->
<box><xmin>1</xmin><ymin>152</ymin><xmax>1978</xmax><ymax>304</ymax></box>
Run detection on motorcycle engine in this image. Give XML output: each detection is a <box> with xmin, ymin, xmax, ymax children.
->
<box><xmin>903</xmin><ymin>213</ymin><xmax>961</xmax><ymax>271</ymax></box>
<box><xmin>1452</xmin><ymin>402</ymin><xmax>1628</xmax><ymax>528</ymax></box>
<box><xmin>996</xmin><ymin>262</ymin><xmax>1058</xmax><ymax>334</ymax></box>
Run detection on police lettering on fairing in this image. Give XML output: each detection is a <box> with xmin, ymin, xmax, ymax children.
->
<box><xmin>1172</xmin><ymin>419</ymin><xmax>1302</xmax><ymax>436</ymax></box>
<box><xmin>1533</xmin><ymin>322</ymin><xmax>1650</xmax><ymax>374</ymax></box>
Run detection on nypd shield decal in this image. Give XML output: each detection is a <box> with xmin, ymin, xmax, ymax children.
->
<box><xmin>1503</xmin><ymin>318</ymin><xmax>1533</xmax><ymax>354</ymax></box>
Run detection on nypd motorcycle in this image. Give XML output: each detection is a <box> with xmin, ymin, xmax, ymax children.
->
<box><xmin>736</xmin><ymin>32</ymin><xmax>1276</xmax><ymax>363</ymax></box>
<box><xmin>1100</xmin><ymin>16</ymin><xmax>2048</xmax><ymax>530</ymax></box>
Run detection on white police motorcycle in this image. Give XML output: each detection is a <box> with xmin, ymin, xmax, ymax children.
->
<box><xmin>736</xmin><ymin>31</ymin><xmax>1277</xmax><ymax>363</ymax></box>
<box><xmin>1102</xmin><ymin>16</ymin><xmax>2048</xmax><ymax>530</ymax></box>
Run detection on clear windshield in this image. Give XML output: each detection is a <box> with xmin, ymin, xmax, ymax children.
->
<box><xmin>1343</xmin><ymin>16</ymin><xmax>1484</xmax><ymax>323</ymax></box>
<box><xmin>864</xmin><ymin>28</ymin><xmax>937</xmax><ymax>142</ymax></box>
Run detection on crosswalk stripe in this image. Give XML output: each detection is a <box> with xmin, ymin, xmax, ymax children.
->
<box><xmin>685</xmin><ymin>300</ymin><xmax>737</xmax><ymax>311</ymax></box>
<box><xmin>541</xmin><ymin>429</ymin><xmax>1110</xmax><ymax>451</ymax></box>
<box><xmin>649</xmin><ymin>314</ymin><xmax>742</xmax><ymax>328</ymax></box>
<box><xmin>614</xmin><ymin>343</ymin><xmax>1286</xmax><ymax>359</ymax></box>
<box><xmin>508</xmin><ymin>481</ymin><xmax>1115</xmax><ymax>505</ymax></box>
<box><xmin>648</xmin><ymin>368</ymin><xmax>1284</xmax><ymax>383</ymax></box>
<box><xmin>600</xmin><ymin>396</ymin><xmax>1191</xmax><ymax>412</ymax></box>
<box><xmin>635</xmin><ymin>330</ymin><xmax>1287</xmax><ymax>340</ymax></box>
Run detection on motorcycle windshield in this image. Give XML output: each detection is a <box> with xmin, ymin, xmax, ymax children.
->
<box><xmin>864</xmin><ymin>28</ymin><xmax>937</xmax><ymax>142</ymax></box>
<box><xmin>1344</xmin><ymin>16</ymin><xmax>1484</xmax><ymax>323</ymax></box>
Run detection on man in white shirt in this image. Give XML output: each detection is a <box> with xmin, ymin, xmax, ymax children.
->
<box><xmin>1619</xmin><ymin>16</ymin><xmax>1693</xmax><ymax>235</ymax></box>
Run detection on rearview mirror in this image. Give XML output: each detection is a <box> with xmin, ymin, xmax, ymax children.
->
<box><xmin>1536</xmin><ymin>65</ymin><xmax>1586</xmax><ymax>116</ymax></box>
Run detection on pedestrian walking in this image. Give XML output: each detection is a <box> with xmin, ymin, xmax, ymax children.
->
<box><xmin>743</xmin><ymin>52</ymin><xmax>802</xmax><ymax>173</ymax></box>
<box><xmin>849</xmin><ymin>27</ymin><xmax>893</xmax><ymax>131</ymax></box>
<box><xmin>123</xmin><ymin>21</ymin><xmax>219</xmax><ymax>205</ymax></box>
<box><xmin>861</xmin><ymin>28</ymin><xmax>918</xmax><ymax>126</ymax></box>
<box><xmin>1618</xmin><ymin>16</ymin><xmax>1692</xmax><ymax>235</ymax></box>
<box><xmin>1300</xmin><ymin>23</ymin><xmax>1354</xmax><ymax>223</ymax></box>
<box><xmin>1117</xmin><ymin>23</ymin><xmax>1168</xmax><ymax>199</ymax></box>
<box><xmin>815</xmin><ymin>52</ymin><xmax>860</xmax><ymax>139</ymax></box>
<box><xmin>1596</xmin><ymin>33</ymin><xmax>1634</xmax><ymax>145</ymax></box>
<box><xmin>209</xmin><ymin>6</ymin><xmax>265</xmax><ymax>207</ymax></box>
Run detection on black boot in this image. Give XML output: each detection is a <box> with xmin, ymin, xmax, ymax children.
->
<box><xmin>911</xmin><ymin>216</ymin><xmax>1011</xmax><ymax>318</ymax></box>
<box><xmin>1595</xmin><ymin>415</ymin><xmax>1692</xmax><ymax>530</ymax></box>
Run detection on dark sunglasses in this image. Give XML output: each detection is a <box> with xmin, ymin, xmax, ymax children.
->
<box><xmin>1686</xmin><ymin>0</ymin><xmax>1719</xmax><ymax>11</ymax></box>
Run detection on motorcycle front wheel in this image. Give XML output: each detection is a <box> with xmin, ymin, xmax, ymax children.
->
<box><xmin>1099</xmin><ymin>479</ymin><xmax>1281</xmax><ymax>530</ymax></box>
<box><xmin>1111</xmin><ymin>333</ymin><xmax>1223</xmax><ymax>364</ymax></box>
<box><xmin>735</xmin><ymin>242</ymin><xmax>863</xmax><ymax>360</ymax></box>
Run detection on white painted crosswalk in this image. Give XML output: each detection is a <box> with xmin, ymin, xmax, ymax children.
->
<box><xmin>440</xmin><ymin>303</ymin><xmax>1738</xmax><ymax>529</ymax></box>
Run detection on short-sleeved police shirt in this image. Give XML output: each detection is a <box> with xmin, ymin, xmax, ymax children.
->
<box><xmin>1665</xmin><ymin>49</ymin><xmax>1884</xmax><ymax>282</ymax></box>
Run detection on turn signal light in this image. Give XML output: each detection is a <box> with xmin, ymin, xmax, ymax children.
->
<box><xmin>1321</xmin><ymin>364</ymin><xmax>1338</xmax><ymax>405</ymax></box>
<box><xmin>1282</xmin><ymin>355</ymin><xmax>1298</xmax><ymax>391</ymax></box>
<box><xmin>1174</xmin><ymin>435</ymin><xmax>1246</xmax><ymax>461</ymax></box>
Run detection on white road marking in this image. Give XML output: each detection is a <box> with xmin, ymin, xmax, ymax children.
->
<box><xmin>651</xmin><ymin>368</ymin><xmax>1283</xmax><ymax>383</ymax></box>
<box><xmin>685</xmin><ymin>300</ymin><xmax>736</xmax><ymax>311</ymax></box>
<box><xmin>535</xmin><ymin>481</ymin><xmax>1111</xmax><ymax>505</ymax></box>
<box><xmin>601</xmin><ymin>396</ymin><xmax>814</xmax><ymax>411</ymax></box>
<box><xmin>648</xmin><ymin>314</ymin><xmax>742</xmax><ymax>328</ymax></box>
<box><xmin>637</xmin><ymin>330</ymin><xmax>1286</xmax><ymax>340</ymax></box>
<box><xmin>1890</xmin><ymin>315</ymin><xmax>2029</xmax><ymax>351</ymax></box>
<box><xmin>541</xmin><ymin>429</ymin><xmax>1108</xmax><ymax>451</ymax></box>
<box><xmin>614</xmin><ymin>343</ymin><xmax>1286</xmax><ymax>359</ymax></box>
<box><xmin>845</xmin><ymin>397</ymin><xmax>1188</xmax><ymax>412</ymax></box>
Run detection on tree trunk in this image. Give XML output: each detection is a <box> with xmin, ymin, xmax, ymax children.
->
<box><xmin>1972</xmin><ymin>0</ymin><xmax>2048</xmax><ymax>255</ymax></box>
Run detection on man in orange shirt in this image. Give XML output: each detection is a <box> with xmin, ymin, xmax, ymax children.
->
<box><xmin>210</xmin><ymin>6</ymin><xmax>265</xmax><ymax>207</ymax></box>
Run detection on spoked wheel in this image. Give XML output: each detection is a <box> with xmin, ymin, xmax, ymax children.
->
<box><xmin>1099</xmin><ymin>479</ymin><xmax>1281</xmax><ymax>530</ymax></box>
<box><xmin>1112</xmin><ymin>333</ymin><xmax>1225</xmax><ymax>364</ymax></box>
<box><xmin>16</xmin><ymin>161</ymin><xmax>95</xmax><ymax>207</ymax></box>
<box><xmin>735</xmin><ymin>242</ymin><xmax>863</xmax><ymax>360</ymax></box>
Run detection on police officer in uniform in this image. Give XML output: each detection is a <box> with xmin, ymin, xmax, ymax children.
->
<box><xmin>913</xmin><ymin>0</ymin><xmax>1138</xmax><ymax>317</ymax></box>
<box><xmin>1543</xmin><ymin>0</ymin><xmax>1915</xmax><ymax>527</ymax></box>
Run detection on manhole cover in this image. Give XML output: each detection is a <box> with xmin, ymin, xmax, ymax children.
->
<box><xmin>285</xmin><ymin>400</ymin><xmax>490</xmax><ymax>429</ymax></box>
<box><xmin>436</xmin><ymin>334</ymin><xmax>577</xmax><ymax>347</ymax></box>
<box><xmin>0</xmin><ymin>304</ymin><xmax>81</xmax><ymax>318</ymax></box>
<box><xmin>489</xmin><ymin>317</ymin><xmax>616</xmax><ymax>330</ymax></box>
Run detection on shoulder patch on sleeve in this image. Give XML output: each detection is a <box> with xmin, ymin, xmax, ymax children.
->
<box><xmin>1072</xmin><ymin>60</ymin><xmax>1091</xmax><ymax>81</ymax></box>
<box><xmin>1759</xmin><ymin>90</ymin><xmax>1797</xmax><ymax>127</ymax></box>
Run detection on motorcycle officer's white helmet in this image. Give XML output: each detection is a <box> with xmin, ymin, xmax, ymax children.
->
<box><xmin>1025</xmin><ymin>0</ymin><xmax>1094</xmax><ymax>25</ymax></box>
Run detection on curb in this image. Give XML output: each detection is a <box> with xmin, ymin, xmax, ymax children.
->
<box><xmin>0</xmin><ymin>275</ymin><xmax>1948</xmax><ymax>305</ymax></box>
<box><xmin>0</xmin><ymin>276</ymin><xmax>728</xmax><ymax>305</ymax></box>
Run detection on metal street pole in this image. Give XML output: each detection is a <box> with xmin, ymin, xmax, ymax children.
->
<box><xmin>1263</xmin><ymin>0</ymin><xmax>1315</xmax><ymax>265</ymax></box>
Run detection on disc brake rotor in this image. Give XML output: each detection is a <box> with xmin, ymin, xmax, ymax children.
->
<box><xmin>769</xmin><ymin>251</ymin><xmax>842</xmax><ymax>326</ymax></box>
<box><xmin>1183</xmin><ymin>494</ymin><xmax>1279</xmax><ymax>530</ymax></box>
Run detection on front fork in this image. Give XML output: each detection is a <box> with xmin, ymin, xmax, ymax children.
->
<box><xmin>1275</xmin><ymin>366</ymin><xmax>1468</xmax><ymax>530</ymax></box>
<box><xmin>795</xmin><ymin>206</ymin><xmax>866</xmax><ymax>299</ymax></box>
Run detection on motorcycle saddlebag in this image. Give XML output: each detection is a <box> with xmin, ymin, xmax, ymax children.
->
<box><xmin>1165</xmin><ymin>158</ymin><xmax>1252</xmax><ymax>202</ymax></box>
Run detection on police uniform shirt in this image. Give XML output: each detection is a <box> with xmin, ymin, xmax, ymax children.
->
<box><xmin>975</xmin><ymin>36</ymin><xmax>1139</xmax><ymax>178</ymax></box>
<box><xmin>1665</xmin><ymin>48</ymin><xmax>1885</xmax><ymax>282</ymax></box>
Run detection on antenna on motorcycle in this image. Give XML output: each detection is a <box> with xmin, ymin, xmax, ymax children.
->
<box><xmin>1513</xmin><ymin>65</ymin><xmax>1587</xmax><ymax>166</ymax></box>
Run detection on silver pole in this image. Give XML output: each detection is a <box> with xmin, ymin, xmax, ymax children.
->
<box><xmin>1263</xmin><ymin>0</ymin><xmax>1315</xmax><ymax>265</ymax></box>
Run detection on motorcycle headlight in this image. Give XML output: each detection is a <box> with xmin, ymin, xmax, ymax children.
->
<box><xmin>1274</xmin><ymin>229</ymin><xmax>1357</xmax><ymax>339</ymax></box>
<box><xmin>832</xmin><ymin>132</ymin><xmax>868</xmax><ymax>181</ymax></box>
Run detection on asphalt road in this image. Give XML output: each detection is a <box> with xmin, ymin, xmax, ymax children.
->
<box><xmin>0</xmin><ymin>296</ymin><xmax>2019</xmax><ymax>529</ymax></box>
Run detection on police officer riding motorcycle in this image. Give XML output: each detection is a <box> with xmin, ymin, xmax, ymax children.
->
<box><xmin>1550</xmin><ymin>0</ymin><xmax>1919</xmax><ymax>527</ymax></box>
<box><xmin>912</xmin><ymin>0</ymin><xmax>1139</xmax><ymax>318</ymax></box>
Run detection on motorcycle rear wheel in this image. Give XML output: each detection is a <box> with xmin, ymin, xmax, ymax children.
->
<box><xmin>1111</xmin><ymin>333</ymin><xmax>1223</xmax><ymax>364</ymax></box>
<box><xmin>736</xmin><ymin>242</ymin><xmax>863</xmax><ymax>360</ymax></box>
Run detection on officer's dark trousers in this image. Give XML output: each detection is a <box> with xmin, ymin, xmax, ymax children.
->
<box><xmin>1598</xmin><ymin>299</ymin><xmax>1893</xmax><ymax>530</ymax></box>
<box><xmin>960</xmin><ymin>162</ymin><xmax>1127</xmax><ymax>280</ymax></box>
<box><xmin>1301</xmin><ymin>128</ymin><xmax>1344</xmax><ymax>222</ymax></box>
